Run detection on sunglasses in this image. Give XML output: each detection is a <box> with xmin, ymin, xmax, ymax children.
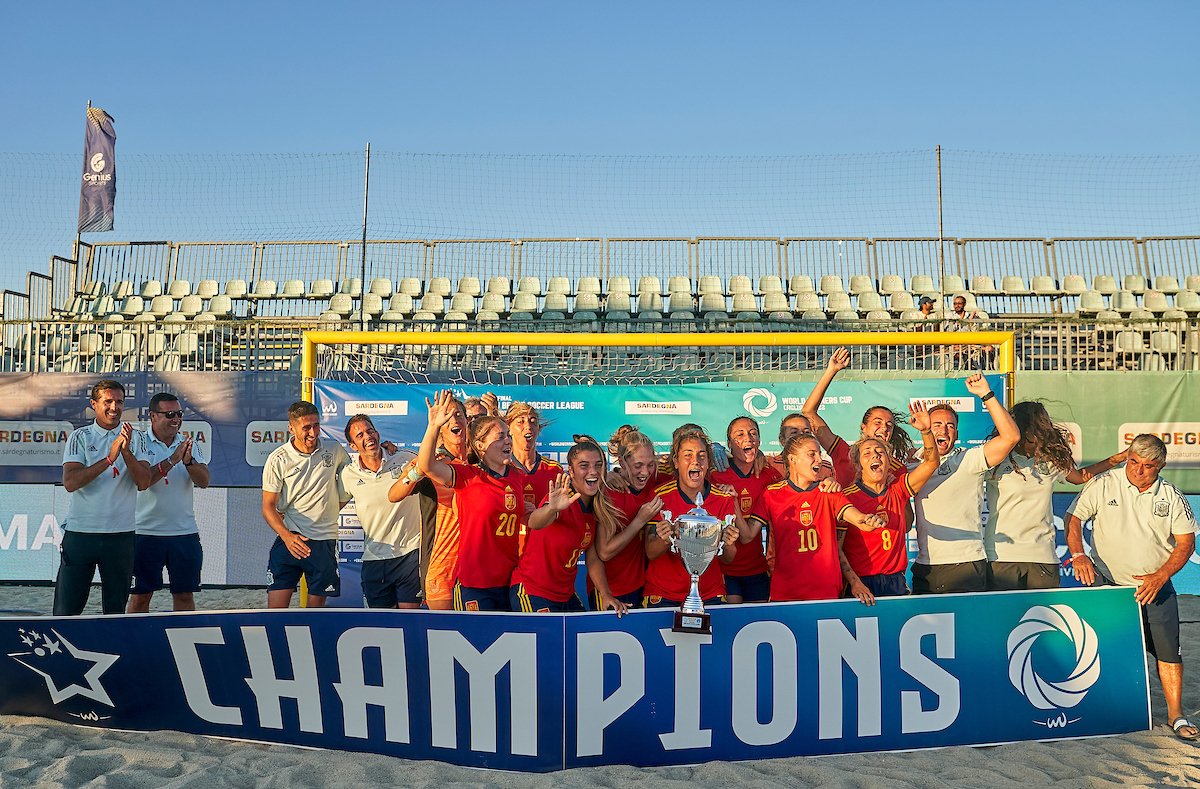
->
<box><xmin>154</xmin><ymin>410</ymin><xmax>184</xmax><ymax>419</ymax></box>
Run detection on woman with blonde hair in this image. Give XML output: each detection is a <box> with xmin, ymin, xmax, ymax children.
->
<box><xmin>592</xmin><ymin>425</ymin><xmax>662</xmax><ymax>608</ymax></box>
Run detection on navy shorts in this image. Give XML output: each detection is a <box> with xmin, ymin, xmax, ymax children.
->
<box><xmin>724</xmin><ymin>571</ymin><xmax>771</xmax><ymax>602</ymax></box>
<box><xmin>453</xmin><ymin>582</ymin><xmax>510</xmax><ymax>611</ymax></box>
<box><xmin>642</xmin><ymin>594</ymin><xmax>725</xmax><ymax>609</ymax></box>
<box><xmin>591</xmin><ymin>586</ymin><xmax>643</xmax><ymax>610</ymax></box>
<box><xmin>511</xmin><ymin>584</ymin><xmax>585</xmax><ymax>613</ymax></box>
<box><xmin>361</xmin><ymin>550</ymin><xmax>421</xmax><ymax>608</ymax></box>
<box><xmin>1093</xmin><ymin>573</ymin><xmax>1181</xmax><ymax>664</ymax></box>
<box><xmin>267</xmin><ymin>536</ymin><xmax>340</xmax><ymax>596</ymax></box>
<box><xmin>859</xmin><ymin>571</ymin><xmax>911</xmax><ymax>597</ymax></box>
<box><xmin>131</xmin><ymin>533</ymin><xmax>203</xmax><ymax>594</ymax></box>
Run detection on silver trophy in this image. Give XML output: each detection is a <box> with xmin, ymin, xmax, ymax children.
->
<box><xmin>666</xmin><ymin>493</ymin><xmax>734</xmax><ymax>634</ymax></box>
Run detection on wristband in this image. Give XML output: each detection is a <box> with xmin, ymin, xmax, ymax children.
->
<box><xmin>980</xmin><ymin>391</ymin><xmax>995</xmax><ymax>403</ymax></box>
<box><xmin>405</xmin><ymin>466</ymin><xmax>423</xmax><ymax>484</ymax></box>
<box><xmin>105</xmin><ymin>456</ymin><xmax>114</xmax><ymax>466</ymax></box>
<box><xmin>1071</xmin><ymin>552</ymin><xmax>1087</xmax><ymax>560</ymax></box>
<box><xmin>184</xmin><ymin>459</ymin><xmax>195</xmax><ymax>467</ymax></box>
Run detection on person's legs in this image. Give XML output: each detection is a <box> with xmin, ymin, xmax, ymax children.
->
<box><xmin>127</xmin><ymin>593</ymin><xmax>155</xmax><ymax>613</ymax></box>
<box><xmin>1156</xmin><ymin>660</ymin><xmax>1193</xmax><ymax>735</ymax></box>
<box><xmin>97</xmin><ymin>532</ymin><xmax>137</xmax><ymax>614</ymax></box>
<box><xmin>53</xmin><ymin>531</ymin><xmax>99</xmax><ymax>616</ymax></box>
<box><xmin>267</xmin><ymin>589</ymin><xmax>294</xmax><ymax>608</ymax></box>
<box><xmin>170</xmin><ymin>593</ymin><xmax>197</xmax><ymax>611</ymax></box>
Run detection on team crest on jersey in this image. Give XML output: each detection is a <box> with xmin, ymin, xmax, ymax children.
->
<box><xmin>524</xmin><ymin>484</ymin><xmax>535</xmax><ymax>509</ymax></box>
<box><xmin>505</xmin><ymin>489</ymin><xmax>517</xmax><ymax>511</ymax></box>
<box><xmin>799</xmin><ymin>510</ymin><xmax>814</xmax><ymax>526</ymax></box>
<box><xmin>875</xmin><ymin>509</ymin><xmax>890</xmax><ymax>527</ymax></box>
<box><xmin>321</xmin><ymin>452</ymin><xmax>333</xmax><ymax>468</ymax></box>
<box><xmin>1154</xmin><ymin>501</ymin><xmax>1170</xmax><ymax>517</ymax></box>
<box><xmin>740</xmin><ymin>495</ymin><xmax>752</xmax><ymax>512</ymax></box>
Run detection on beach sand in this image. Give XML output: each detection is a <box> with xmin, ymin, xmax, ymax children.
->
<box><xmin>2</xmin><ymin>586</ymin><xmax>1197</xmax><ymax>788</ymax></box>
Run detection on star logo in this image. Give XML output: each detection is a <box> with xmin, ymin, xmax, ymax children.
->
<box><xmin>9</xmin><ymin>628</ymin><xmax>120</xmax><ymax>706</ymax></box>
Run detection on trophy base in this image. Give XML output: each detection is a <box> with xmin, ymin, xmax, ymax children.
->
<box><xmin>672</xmin><ymin>610</ymin><xmax>712</xmax><ymax>635</ymax></box>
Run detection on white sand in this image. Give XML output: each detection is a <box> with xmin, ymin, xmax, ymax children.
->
<box><xmin>2</xmin><ymin>586</ymin><xmax>1198</xmax><ymax>787</ymax></box>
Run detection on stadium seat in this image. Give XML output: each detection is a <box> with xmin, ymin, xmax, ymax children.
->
<box><xmin>106</xmin><ymin>281</ymin><xmax>132</xmax><ymax>300</ymax></box>
<box><xmin>419</xmin><ymin>293</ymin><xmax>446</xmax><ymax>315</ymax></box>
<box><xmin>81</xmin><ymin>281</ymin><xmax>106</xmax><ymax>300</ymax></box>
<box><xmin>1122</xmin><ymin>275</ymin><xmax>1147</xmax><ymax>295</ymax></box>
<box><xmin>1114</xmin><ymin>331</ymin><xmax>1144</xmax><ymax>353</ymax></box>
<box><xmin>1110</xmin><ymin>290</ymin><xmax>1138</xmax><ymax>313</ymax></box>
<box><xmin>788</xmin><ymin>275</ymin><xmax>816</xmax><ymax>294</ymax></box>
<box><xmin>941</xmin><ymin>275</ymin><xmax>966</xmax><ymax>293</ymax></box>
<box><xmin>329</xmin><ymin>293</ymin><xmax>354</xmax><ymax>316</ymax></box>
<box><xmin>971</xmin><ymin>276</ymin><xmax>1001</xmax><ymax>295</ymax></box>
<box><xmin>575</xmin><ymin>292</ymin><xmax>602</xmax><ymax>312</ymax></box>
<box><xmin>478</xmin><ymin>293</ymin><xmax>505</xmax><ymax>313</ymax></box>
<box><xmin>280</xmin><ymin>280</ymin><xmax>306</xmax><ymax>299</ymax></box>
<box><xmin>1161</xmin><ymin>308</ymin><xmax>1188</xmax><ymax>321</ymax></box>
<box><xmin>832</xmin><ymin>310</ymin><xmax>860</xmax><ymax>322</ymax></box>
<box><xmin>224</xmin><ymin>279</ymin><xmax>248</xmax><ymax>299</ymax></box>
<box><xmin>363</xmin><ymin>278</ymin><xmax>390</xmax><ymax>299</ymax></box>
<box><xmin>148</xmin><ymin>295</ymin><xmax>174</xmax><ymax>318</ymax></box>
<box><xmin>668</xmin><ymin>276</ymin><xmax>692</xmax><ymax>295</ymax></box>
<box><xmin>637</xmin><ymin>277</ymin><xmax>662</xmax><ymax>296</ymax></box>
<box><xmin>731</xmin><ymin>293</ymin><xmax>758</xmax><ymax>312</ymax></box>
<box><xmin>59</xmin><ymin>296</ymin><xmax>87</xmax><ymax>317</ymax></box>
<box><xmin>1077</xmin><ymin>291</ymin><xmax>1106</xmax><ymax>315</ymax></box>
<box><xmin>1061</xmin><ymin>274</ymin><xmax>1087</xmax><ymax>294</ymax></box>
<box><xmin>878</xmin><ymin>274</ymin><xmax>905</xmax><ymax>294</ymax></box>
<box><xmin>193</xmin><ymin>313</ymin><xmax>218</xmax><ymax>333</ymax></box>
<box><xmin>178</xmin><ymin>295</ymin><xmax>203</xmax><ymax>318</ymax></box>
<box><xmin>847</xmin><ymin>275</ymin><xmax>875</xmax><ymax>295</ymax></box>
<box><xmin>1185</xmin><ymin>275</ymin><xmax>1200</xmax><ymax>293</ymax></box>
<box><xmin>1031</xmin><ymin>276</ymin><xmax>1062</xmax><ymax>296</ymax></box>
<box><xmin>132</xmin><ymin>312</ymin><xmax>157</xmax><ymax>324</ymax></box>
<box><xmin>667</xmin><ymin>292</ymin><xmax>694</xmax><ymax>313</ymax></box>
<box><xmin>856</xmin><ymin>292</ymin><xmax>885</xmax><ymax>312</ymax></box>
<box><xmin>636</xmin><ymin>292</ymin><xmax>663</xmax><ymax>313</ymax></box>
<box><xmin>399</xmin><ymin>278</ymin><xmax>423</xmax><ymax>297</ymax></box>
<box><xmin>1126</xmin><ymin>308</ymin><xmax>1154</xmax><ymax>322</ymax></box>
<box><xmin>865</xmin><ymin>310</ymin><xmax>891</xmax><ymax>322</ymax></box>
<box><xmin>387</xmin><ymin>294</ymin><xmax>413</xmax><ymax>315</ymax></box>
<box><xmin>449</xmin><ymin>293</ymin><xmax>476</xmax><ymax>314</ymax></box>
<box><xmin>109</xmin><ymin>331</ymin><xmax>137</xmax><ymax>360</ymax></box>
<box><xmin>762</xmin><ymin>292</ymin><xmax>790</xmax><ymax>313</ymax></box>
<box><xmin>606</xmin><ymin>292</ymin><xmax>632</xmax><ymax>312</ymax></box>
<box><xmin>208</xmin><ymin>295</ymin><xmax>233</xmax><ymax>317</ymax></box>
<box><xmin>195</xmin><ymin>280</ymin><xmax>219</xmax><ymax>299</ymax></box>
<box><xmin>144</xmin><ymin>332</ymin><xmax>168</xmax><ymax>359</ymax></box>
<box><xmin>759</xmin><ymin>275</ymin><xmax>784</xmax><ymax>295</ymax></box>
<box><xmin>1001</xmin><ymin>276</ymin><xmax>1030</xmax><ymax>295</ymax></box>
<box><xmin>511</xmin><ymin>292</ymin><xmax>538</xmax><ymax>313</ymax></box>
<box><xmin>249</xmin><ymin>280</ymin><xmax>277</xmax><ymax>300</ymax></box>
<box><xmin>475</xmin><ymin>310</ymin><xmax>501</xmax><ymax>324</ymax></box>
<box><xmin>728</xmin><ymin>275</ymin><xmax>754</xmax><ymax>296</ymax></box>
<box><xmin>825</xmin><ymin>292</ymin><xmax>853</xmax><ymax>312</ymax></box>
<box><xmin>427</xmin><ymin>277</ymin><xmax>452</xmax><ymax>297</ymax></box>
<box><xmin>517</xmin><ymin>277</ymin><xmax>543</xmax><ymax>296</ymax></box>
<box><xmin>1174</xmin><ymin>290</ymin><xmax>1200</xmax><ymax>313</ymax></box>
<box><xmin>800</xmin><ymin>309</ymin><xmax>826</xmax><ymax>321</ymax></box>
<box><xmin>90</xmin><ymin>295</ymin><xmax>116</xmax><ymax>317</ymax></box>
<box><xmin>899</xmin><ymin>309</ymin><xmax>925</xmax><ymax>322</ymax></box>
<box><xmin>486</xmin><ymin>276</ymin><xmax>512</xmax><ymax>296</ymax></box>
<box><xmin>139</xmin><ymin>280</ymin><xmax>163</xmax><ymax>299</ymax></box>
<box><xmin>161</xmin><ymin>313</ymin><xmax>188</xmax><ymax>334</ymax></box>
<box><xmin>576</xmin><ymin>277</ymin><xmax>602</xmax><ymax>296</ymax></box>
<box><xmin>1142</xmin><ymin>291</ymin><xmax>1170</xmax><ymax>313</ymax></box>
<box><xmin>1092</xmin><ymin>275</ymin><xmax>1118</xmax><ymax>295</ymax></box>
<box><xmin>544</xmin><ymin>293</ymin><xmax>571</xmax><ymax>312</ymax></box>
<box><xmin>308</xmin><ymin>279</ymin><xmax>335</xmax><ymax>300</ymax></box>
<box><xmin>456</xmin><ymin>276</ymin><xmax>482</xmax><ymax>298</ymax></box>
<box><xmin>819</xmin><ymin>275</ymin><xmax>845</xmax><ymax>295</ymax></box>
<box><xmin>698</xmin><ymin>275</ymin><xmax>724</xmax><ymax>296</ymax></box>
<box><xmin>607</xmin><ymin>276</ymin><xmax>633</xmax><ymax>296</ymax></box>
<box><xmin>340</xmin><ymin>278</ymin><xmax>364</xmax><ymax>297</ymax></box>
<box><xmin>1154</xmin><ymin>275</ymin><xmax>1181</xmax><ymax>294</ymax></box>
<box><xmin>173</xmin><ymin>332</ymin><xmax>200</xmax><ymax>358</ymax></box>
<box><xmin>118</xmin><ymin>296</ymin><xmax>144</xmax><ymax>317</ymax></box>
<box><xmin>909</xmin><ymin>275</ymin><xmax>935</xmax><ymax>294</ymax></box>
<box><xmin>168</xmin><ymin>280</ymin><xmax>191</xmax><ymax>299</ymax></box>
<box><xmin>1151</xmin><ymin>331</ymin><xmax>1180</xmax><ymax>353</ymax></box>
<box><xmin>361</xmin><ymin>293</ymin><xmax>384</xmax><ymax>317</ymax></box>
<box><xmin>794</xmin><ymin>292</ymin><xmax>821</xmax><ymax>312</ymax></box>
<box><xmin>698</xmin><ymin>293</ymin><xmax>727</xmax><ymax>313</ymax></box>
<box><xmin>546</xmin><ymin>276</ymin><xmax>572</xmax><ymax>296</ymax></box>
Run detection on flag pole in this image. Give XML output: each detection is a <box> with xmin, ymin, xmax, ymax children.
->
<box><xmin>74</xmin><ymin>100</ymin><xmax>90</xmax><ymax>265</ymax></box>
<box><xmin>360</xmin><ymin>143</ymin><xmax>370</xmax><ymax>331</ymax></box>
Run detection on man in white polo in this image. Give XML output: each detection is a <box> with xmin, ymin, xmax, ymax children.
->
<box><xmin>911</xmin><ymin>373</ymin><xmax>1020</xmax><ymax>594</ymax></box>
<box><xmin>262</xmin><ymin>400</ymin><xmax>350</xmax><ymax>608</ymax></box>
<box><xmin>55</xmin><ymin>379</ymin><xmax>152</xmax><ymax>615</ymax></box>
<box><xmin>1066</xmin><ymin>434</ymin><xmax>1198</xmax><ymax>741</ymax></box>
<box><xmin>128</xmin><ymin>392</ymin><xmax>210</xmax><ymax>613</ymax></box>
<box><xmin>338</xmin><ymin>414</ymin><xmax>432</xmax><ymax>608</ymax></box>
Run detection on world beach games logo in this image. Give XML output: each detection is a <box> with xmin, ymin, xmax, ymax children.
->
<box><xmin>1007</xmin><ymin>604</ymin><xmax>1101</xmax><ymax>728</ymax></box>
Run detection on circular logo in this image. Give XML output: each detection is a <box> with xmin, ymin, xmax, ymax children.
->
<box><xmin>89</xmin><ymin>153</ymin><xmax>106</xmax><ymax>173</ymax></box>
<box><xmin>743</xmin><ymin>388</ymin><xmax>777</xmax><ymax>418</ymax></box>
<box><xmin>1006</xmin><ymin>604</ymin><xmax>1101</xmax><ymax>710</ymax></box>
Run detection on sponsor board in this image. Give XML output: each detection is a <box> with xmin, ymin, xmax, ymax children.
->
<box><xmin>345</xmin><ymin>401</ymin><xmax>409</xmax><ymax>416</ymax></box>
<box><xmin>244</xmin><ymin>421</ymin><xmax>290</xmax><ymax>467</ymax></box>
<box><xmin>909</xmin><ymin>396</ymin><xmax>977</xmax><ymax>413</ymax></box>
<box><xmin>1060</xmin><ymin>422</ymin><xmax>1083</xmax><ymax>466</ymax></box>
<box><xmin>1119</xmin><ymin>423</ymin><xmax>1200</xmax><ymax>466</ymax></box>
<box><xmin>624</xmin><ymin>401</ymin><xmax>692</xmax><ymax>415</ymax></box>
<box><xmin>0</xmin><ymin>422</ymin><xmax>74</xmax><ymax>466</ymax></box>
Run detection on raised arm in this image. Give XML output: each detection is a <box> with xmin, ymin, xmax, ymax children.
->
<box><xmin>1064</xmin><ymin>450</ymin><xmax>1127</xmax><ymax>486</ymax></box>
<box><xmin>904</xmin><ymin>402</ymin><xmax>941</xmax><ymax>492</ymax></box>
<box><xmin>529</xmin><ymin>475</ymin><xmax>580</xmax><ymax>531</ymax></box>
<box><xmin>417</xmin><ymin>390</ymin><xmax>458</xmax><ymax>486</ymax></box>
<box><xmin>802</xmin><ymin>347</ymin><xmax>849</xmax><ymax>450</ymax></box>
<box><xmin>965</xmin><ymin>374</ymin><xmax>1020</xmax><ymax>467</ymax></box>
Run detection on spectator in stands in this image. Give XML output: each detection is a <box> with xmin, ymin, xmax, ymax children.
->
<box><xmin>55</xmin><ymin>380</ymin><xmax>152</xmax><ymax>615</ymax></box>
<box><xmin>911</xmin><ymin>374</ymin><xmax>1020</xmax><ymax>594</ymax></box>
<box><xmin>1066</xmin><ymin>434</ymin><xmax>1198</xmax><ymax>742</ymax></box>
<box><xmin>339</xmin><ymin>414</ymin><xmax>428</xmax><ymax>609</ymax></box>
<box><xmin>261</xmin><ymin>401</ymin><xmax>350</xmax><ymax>608</ymax></box>
<box><xmin>917</xmin><ymin>295</ymin><xmax>936</xmax><ymax>323</ymax></box>
<box><xmin>943</xmin><ymin>295</ymin><xmax>993</xmax><ymax>369</ymax></box>
<box><xmin>128</xmin><ymin>393</ymin><xmax>210</xmax><ymax>613</ymax></box>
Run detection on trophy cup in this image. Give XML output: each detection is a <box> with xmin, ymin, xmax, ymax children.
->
<box><xmin>665</xmin><ymin>493</ymin><xmax>734</xmax><ymax>635</ymax></box>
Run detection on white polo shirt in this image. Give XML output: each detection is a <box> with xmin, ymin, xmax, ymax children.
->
<box><xmin>262</xmin><ymin>437</ymin><xmax>350</xmax><ymax>541</ymax></box>
<box><xmin>337</xmin><ymin>449</ymin><xmax>422</xmax><ymax>561</ymax></box>
<box><xmin>62</xmin><ymin>421</ymin><xmax>150</xmax><ymax>534</ymax></box>
<box><xmin>136</xmin><ymin>429</ymin><xmax>207</xmax><ymax>537</ymax></box>
<box><xmin>985</xmin><ymin>452</ymin><xmax>1067</xmax><ymax>564</ymax></box>
<box><xmin>913</xmin><ymin>444</ymin><xmax>990</xmax><ymax>565</ymax></box>
<box><xmin>1066</xmin><ymin>470</ymin><xmax>1197</xmax><ymax>587</ymax></box>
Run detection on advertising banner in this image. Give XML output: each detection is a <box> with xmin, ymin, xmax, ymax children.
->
<box><xmin>0</xmin><ymin>588</ymin><xmax>1149</xmax><ymax>771</ymax></box>
<box><xmin>78</xmin><ymin>107</ymin><xmax>116</xmax><ymax>233</ymax></box>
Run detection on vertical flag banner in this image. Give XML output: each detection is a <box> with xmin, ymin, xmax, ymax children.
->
<box><xmin>78</xmin><ymin>107</ymin><xmax>116</xmax><ymax>233</ymax></box>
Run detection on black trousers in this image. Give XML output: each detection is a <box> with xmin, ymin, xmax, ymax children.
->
<box><xmin>52</xmin><ymin>530</ymin><xmax>137</xmax><ymax>615</ymax></box>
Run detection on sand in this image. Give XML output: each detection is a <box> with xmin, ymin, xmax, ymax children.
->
<box><xmin>1</xmin><ymin>586</ymin><xmax>1198</xmax><ymax>788</ymax></box>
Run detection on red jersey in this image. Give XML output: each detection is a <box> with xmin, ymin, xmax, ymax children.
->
<box><xmin>840</xmin><ymin>473</ymin><xmax>914</xmax><ymax>577</ymax></box>
<box><xmin>514</xmin><ymin>455</ymin><xmax>563</xmax><ymax>556</ymax></box>
<box><xmin>708</xmin><ymin>463</ymin><xmax>781</xmax><ymax>577</ymax></box>
<box><xmin>644</xmin><ymin>481</ymin><xmax>735</xmax><ymax>603</ymax></box>
<box><xmin>827</xmin><ymin>436</ymin><xmax>907</xmax><ymax>488</ymax></box>
<box><xmin>512</xmin><ymin>494</ymin><xmax>594</xmax><ymax>601</ymax></box>
<box><xmin>592</xmin><ymin>484</ymin><xmax>655</xmax><ymax>597</ymax></box>
<box><xmin>449</xmin><ymin>463</ymin><xmax>526</xmax><ymax>589</ymax></box>
<box><xmin>751</xmin><ymin>480</ymin><xmax>851</xmax><ymax>602</ymax></box>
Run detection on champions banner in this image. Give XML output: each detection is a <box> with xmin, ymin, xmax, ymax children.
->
<box><xmin>0</xmin><ymin>588</ymin><xmax>1148</xmax><ymax>771</ymax></box>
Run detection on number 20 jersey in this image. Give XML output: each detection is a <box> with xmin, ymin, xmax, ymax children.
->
<box><xmin>448</xmin><ymin>462</ymin><xmax>526</xmax><ymax>589</ymax></box>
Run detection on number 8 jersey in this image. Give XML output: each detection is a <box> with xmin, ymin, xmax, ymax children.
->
<box><xmin>448</xmin><ymin>462</ymin><xmax>527</xmax><ymax>589</ymax></box>
<box><xmin>750</xmin><ymin>480</ymin><xmax>851</xmax><ymax>602</ymax></box>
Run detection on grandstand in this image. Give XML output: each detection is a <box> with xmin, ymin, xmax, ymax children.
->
<box><xmin>1</xmin><ymin>234</ymin><xmax>1199</xmax><ymax>376</ymax></box>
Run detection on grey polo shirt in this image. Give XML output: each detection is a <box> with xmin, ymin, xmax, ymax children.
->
<box><xmin>985</xmin><ymin>452</ymin><xmax>1067</xmax><ymax>564</ymax></box>
<box><xmin>136</xmin><ymin>429</ymin><xmax>207</xmax><ymax>536</ymax></box>
<box><xmin>337</xmin><ymin>449</ymin><xmax>422</xmax><ymax>561</ymax></box>
<box><xmin>62</xmin><ymin>421</ymin><xmax>150</xmax><ymax>534</ymax></box>
<box><xmin>913</xmin><ymin>444</ymin><xmax>990</xmax><ymax>565</ymax></box>
<box><xmin>262</xmin><ymin>438</ymin><xmax>350</xmax><ymax>541</ymax></box>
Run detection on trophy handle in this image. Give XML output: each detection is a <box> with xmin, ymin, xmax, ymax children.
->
<box><xmin>661</xmin><ymin>511</ymin><xmax>677</xmax><ymax>552</ymax></box>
